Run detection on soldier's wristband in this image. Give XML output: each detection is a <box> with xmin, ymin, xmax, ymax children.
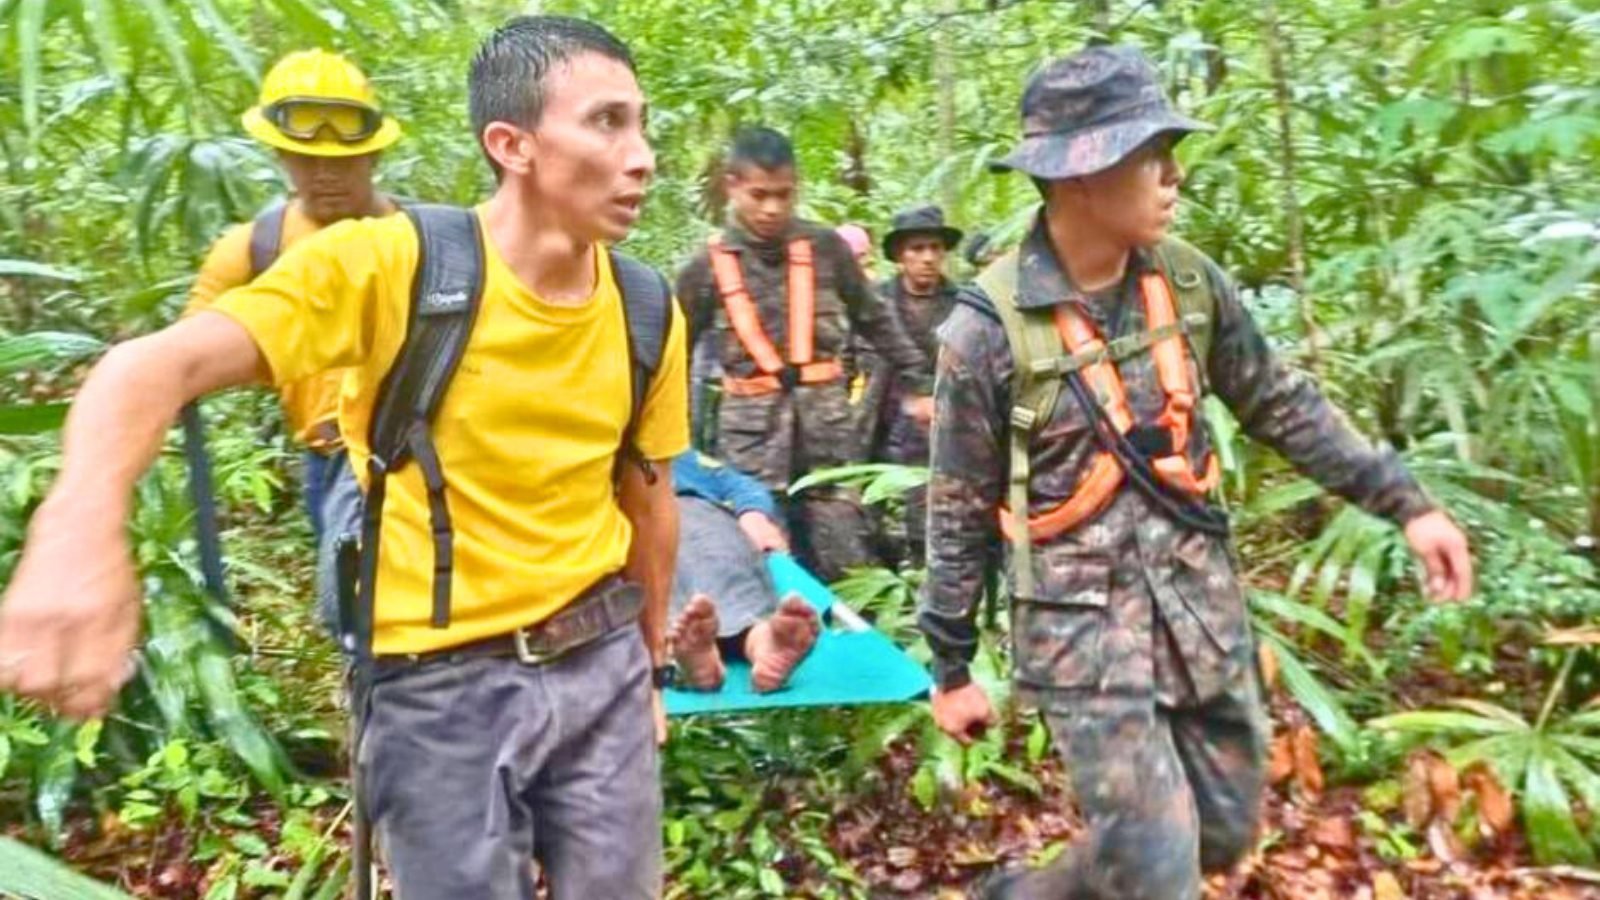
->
<box><xmin>934</xmin><ymin>663</ymin><xmax>972</xmax><ymax>692</ymax></box>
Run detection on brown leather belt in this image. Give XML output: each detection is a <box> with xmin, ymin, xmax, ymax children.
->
<box><xmin>306</xmin><ymin>419</ymin><xmax>344</xmax><ymax>454</ymax></box>
<box><xmin>368</xmin><ymin>574</ymin><xmax>641</xmax><ymax>675</ymax></box>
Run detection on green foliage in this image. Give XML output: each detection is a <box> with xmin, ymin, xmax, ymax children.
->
<box><xmin>1</xmin><ymin>0</ymin><xmax>1599</xmax><ymax>883</ymax></box>
<box><xmin>1371</xmin><ymin>651</ymin><xmax>1600</xmax><ymax>865</ymax></box>
<box><xmin>0</xmin><ymin>835</ymin><xmax>134</xmax><ymax>900</ymax></box>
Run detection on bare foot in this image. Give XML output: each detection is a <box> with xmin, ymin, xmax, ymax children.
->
<box><xmin>746</xmin><ymin>594</ymin><xmax>820</xmax><ymax>693</ymax></box>
<box><xmin>668</xmin><ymin>594</ymin><xmax>724</xmax><ymax>691</ymax></box>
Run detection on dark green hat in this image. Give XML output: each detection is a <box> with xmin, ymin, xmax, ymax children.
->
<box><xmin>882</xmin><ymin>205</ymin><xmax>964</xmax><ymax>260</ymax></box>
<box><xmin>991</xmin><ymin>45</ymin><xmax>1212</xmax><ymax>180</ymax></box>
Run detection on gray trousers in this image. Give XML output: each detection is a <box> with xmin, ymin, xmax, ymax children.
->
<box><xmin>357</xmin><ymin>623</ymin><xmax>662</xmax><ymax>899</ymax></box>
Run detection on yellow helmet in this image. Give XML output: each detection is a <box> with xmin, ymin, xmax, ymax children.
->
<box><xmin>241</xmin><ymin>49</ymin><xmax>402</xmax><ymax>158</ymax></box>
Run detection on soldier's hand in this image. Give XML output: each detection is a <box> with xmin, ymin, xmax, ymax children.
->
<box><xmin>930</xmin><ymin>681</ymin><xmax>996</xmax><ymax>745</ymax></box>
<box><xmin>901</xmin><ymin>395</ymin><xmax>935</xmax><ymax>426</ymax></box>
<box><xmin>1404</xmin><ymin>509</ymin><xmax>1473</xmax><ymax>603</ymax></box>
<box><xmin>737</xmin><ymin>511</ymin><xmax>789</xmax><ymax>552</ymax></box>
<box><xmin>0</xmin><ymin>497</ymin><xmax>142</xmax><ymax>720</ymax></box>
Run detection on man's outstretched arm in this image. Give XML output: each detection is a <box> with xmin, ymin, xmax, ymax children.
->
<box><xmin>0</xmin><ymin>312</ymin><xmax>268</xmax><ymax>719</ymax></box>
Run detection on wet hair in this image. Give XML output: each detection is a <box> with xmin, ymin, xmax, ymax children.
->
<box><xmin>726</xmin><ymin>126</ymin><xmax>796</xmax><ymax>175</ymax></box>
<box><xmin>469</xmin><ymin>15</ymin><xmax>636</xmax><ymax>179</ymax></box>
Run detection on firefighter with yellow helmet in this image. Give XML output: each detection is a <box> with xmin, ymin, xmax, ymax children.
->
<box><xmin>187</xmin><ymin>49</ymin><xmax>402</xmax><ymax>542</ymax></box>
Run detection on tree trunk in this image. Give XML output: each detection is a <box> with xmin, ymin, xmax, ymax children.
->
<box><xmin>935</xmin><ymin>0</ymin><xmax>959</xmax><ymax>211</ymax></box>
<box><xmin>1261</xmin><ymin>0</ymin><xmax>1321</xmax><ymax>374</ymax></box>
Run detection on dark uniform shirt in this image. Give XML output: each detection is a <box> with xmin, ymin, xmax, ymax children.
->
<box><xmin>870</xmin><ymin>274</ymin><xmax>960</xmax><ymax>464</ymax></box>
<box><xmin>920</xmin><ymin>214</ymin><xmax>1434</xmax><ymax>705</ymax></box>
<box><xmin>677</xmin><ymin>219</ymin><xmax>929</xmax><ymax>391</ymax></box>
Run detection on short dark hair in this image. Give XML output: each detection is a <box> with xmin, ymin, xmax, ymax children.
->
<box><xmin>468</xmin><ymin>15</ymin><xmax>636</xmax><ymax>179</ymax></box>
<box><xmin>726</xmin><ymin>126</ymin><xmax>795</xmax><ymax>174</ymax></box>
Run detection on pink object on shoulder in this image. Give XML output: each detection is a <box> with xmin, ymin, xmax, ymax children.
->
<box><xmin>836</xmin><ymin>224</ymin><xmax>871</xmax><ymax>258</ymax></box>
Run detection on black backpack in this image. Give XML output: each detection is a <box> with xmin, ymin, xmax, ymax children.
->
<box><xmin>342</xmin><ymin>204</ymin><xmax>673</xmax><ymax>658</ymax></box>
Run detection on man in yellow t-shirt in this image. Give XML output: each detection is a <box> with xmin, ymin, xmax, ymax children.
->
<box><xmin>186</xmin><ymin>49</ymin><xmax>402</xmax><ymax>540</ymax></box>
<box><xmin>0</xmin><ymin>17</ymin><xmax>685</xmax><ymax>899</ymax></box>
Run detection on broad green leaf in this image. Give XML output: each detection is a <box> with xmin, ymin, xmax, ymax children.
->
<box><xmin>129</xmin><ymin>0</ymin><xmax>196</xmax><ymax>94</ymax></box>
<box><xmin>77</xmin><ymin>0</ymin><xmax>126</xmax><ymax>87</ymax></box>
<box><xmin>32</xmin><ymin>722</ymin><xmax>79</xmax><ymax>839</ymax></box>
<box><xmin>0</xmin><ymin>836</ymin><xmax>135</xmax><ymax>899</ymax></box>
<box><xmin>1446</xmin><ymin>699</ymin><xmax>1531</xmax><ymax>728</ymax></box>
<box><xmin>1262</xmin><ymin>631</ymin><xmax>1360</xmax><ymax>753</ymax></box>
<box><xmin>1368</xmin><ymin>710</ymin><xmax>1524</xmax><ymax>736</ymax></box>
<box><xmin>1545</xmin><ymin>743</ymin><xmax>1600</xmax><ymax>823</ymax></box>
<box><xmin>16</xmin><ymin>0</ymin><xmax>46</xmax><ymax>144</ymax></box>
<box><xmin>0</xmin><ymin>259</ymin><xmax>81</xmax><ymax>281</ymax></box>
<box><xmin>189</xmin><ymin>0</ymin><xmax>259</xmax><ymax>81</ymax></box>
<box><xmin>1524</xmin><ymin>747</ymin><xmax>1595</xmax><ymax>865</ymax></box>
<box><xmin>0</xmin><ymin>403</ymin><xmax>69</xmax><ymax>435</ymax></box>
<box><xmin>0</xmin><ymin>332</ymin><xmax>103</xmax><ymax>373</ymax></box>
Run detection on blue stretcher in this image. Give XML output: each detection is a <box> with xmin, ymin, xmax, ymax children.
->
<box><xmin>664</xmin><ymin>553</ymin><xmax>932</xmax><ymax>716</ymax></box>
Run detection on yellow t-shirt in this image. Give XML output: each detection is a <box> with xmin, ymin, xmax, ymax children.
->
<box><xmin>210</xmin><ymin>208</ymin><xmax>690</xmax><ymax>654</ymax></box>
<box><xmin>186</xmin><ymin>200</ymin><xmax>351</xmax><ymax>450</ymax></box>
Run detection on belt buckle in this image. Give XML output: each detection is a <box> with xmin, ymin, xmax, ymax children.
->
<box><xmin>513</xmin><ymin>627</ymin><xmax>565</xmax><ymax>666</ymax></box>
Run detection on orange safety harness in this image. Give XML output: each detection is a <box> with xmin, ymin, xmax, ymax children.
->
<box><xmin>999</xmin><ymin>269</ymin><xmax>1219</xmax><ymax>543</ymax></box>
<box><xmin>709</xmin><ymin>235</ymin><xmax>843</xmax><ymax>396</ymax></box>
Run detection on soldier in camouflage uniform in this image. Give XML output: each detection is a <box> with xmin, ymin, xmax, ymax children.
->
<box><xmin>677</xmin><ymin>127</ymin><xmax>930</xmax><ymax>582</ymax></box>
<box><xmin>859</xmin><ymin>205</ymin><xmax>964</xmax><ymax>566</ymax></box>
<box><xmin>919</xmin><ymin>47</ymin><xmax>1475</xmax><ymax>899</ymax></box>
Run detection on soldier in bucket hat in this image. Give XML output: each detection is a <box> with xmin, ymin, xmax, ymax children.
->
<box><xmin>857</xmin><ymin>205</ymin><xmax>964</xmax><ymax>565</ymax></box>
<box><xmin>920</xmin><ymin>46</ymin><xmax>1474</xmax><ymax>898</ymax></box>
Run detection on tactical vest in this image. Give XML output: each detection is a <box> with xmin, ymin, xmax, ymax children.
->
<box><xmin>978</xmin><ymin>237</ymin><xmax>1219</xmax><ymax>600</ymax></box>
<box><xmin>708</xmin><ymin>234</ymin><xmax>843</xmax><ymax>395</ymax></box>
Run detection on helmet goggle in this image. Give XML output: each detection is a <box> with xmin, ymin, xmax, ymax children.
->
<box><xmin>262</xmin><ymin>97</ymin><xmax>384</xmax><ymax>143</ymax></box>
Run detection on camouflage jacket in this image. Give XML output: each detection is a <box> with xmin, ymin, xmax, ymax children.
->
<box><xmin>920</xmin><ymin>214</ymin><xmax>1435</xmax><ymax>706</ymax></box>
<box><xmin>867</xmin><ymin>274</ymin><xmax>960</xmax><ymax>464</ymax></box>
<box><xmin>677</xmin><ymin>219</ymin><xmax>930</xmax><ymax>393</ymax></box>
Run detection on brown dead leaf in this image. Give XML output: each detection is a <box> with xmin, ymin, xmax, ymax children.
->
<box><xmin>1404</xmin><ymin>749</ymin><xmax>1459</xmax><ymax>828</ymax></box>
<box><xmin>1373</xmin><ymin>870</ymin><xmax>1408</xmax><ymax>900</ymax></box>
<box><xmin>1543</xmin><ymin>625</ymin><xmax>1600</xmax><ymax>646</ymax></box>
<box><xmin>1292</xmin><ymin>725</ymin><xmax>1325</xmax><ymax>798</ymax></box>
<box><xmin>1426</xmin><ymin>818</ymin><xmax>1466</xmax><ymax>865</ymax></box>
<box><xmin>1268</xmin><ymin>732</ymin><xmax>1295</xmax><ymax>786</ymax></box>
<box><xmin>887</xmin><ymin>846</ymin><xmax>919</xmax><ymax>869</ymax></box>
<box><xmin>1309</xmin><ymin>815</ymin><xmax>1356</xmax><ymax>855</ymax></box>
<box><xmin>1429</xmin><ymin>753</ymin><xmax>1463</xmax><ymax>823</ymax></box>
<box><xmin>1462</xmin><ymin>761</ymin><xmax>1515</xmax><ymax>839</ymax></box>
<box><xmin>1259</xmin><ymin>642</ymin><xmax>1281</xmax><ymax>691</ymax></box>
<box><xmin>889</xmin><ymin>867</ymin><xmax>926</xmax><ymax>893</ymax></box>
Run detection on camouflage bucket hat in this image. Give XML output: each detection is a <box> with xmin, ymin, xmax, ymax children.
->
<box><xmin>882</xmin><ymin>205</ymin><xmax>964</xmax><ymax>260</ymax></box>
<box><xmin>991</xmin><ymin>45</ymin><xmax>1212</xmax><ymax>180</ymax></box>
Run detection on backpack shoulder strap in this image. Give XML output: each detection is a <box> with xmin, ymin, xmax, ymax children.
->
<box><xmin>367</xmin><ymin>205</ymin><xmax>485</xmax><ymax>461</ymax></box>
<box><xmin>976</xmin><ymin>250</ymin><xmax>1067</xmax><ymax>432</ymax></box>
<box><xmin>248</xmin><ymin>203</ymin><xmax>288</xmax><ymax>278</ymax></box>
<box><xmin>974</xmin><ymin>249</ymin><xmax>1065</xmax><ymax>601</ymax></box>
<box><xmin>1150</xmin><ymin>236</ymin><xmax>1218</xmax><ymax>376</ymax></box>
<box><xmin>355</xmin><ymin>204</ymin><xmax>485</xmax><ymax>641</ymax></box>
<box><xmin>609</xmin><ymin>249</ymin><xmax>673</xmax><ymax>477</ymax></box>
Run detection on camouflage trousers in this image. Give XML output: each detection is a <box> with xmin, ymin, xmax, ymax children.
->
<box><xmin>990</xmin><ymin>668</ymin><xmax>1267</xmax><ymax>900</ymax></box>
<box><xmin>717</xmin><ymin>385</ymin><xmax>877</xmax><ymax>582</ymax></box>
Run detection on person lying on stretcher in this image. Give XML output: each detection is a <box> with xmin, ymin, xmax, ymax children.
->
<box><xmin>668</xmin><ymin>451</ymin><xmax>821</xmax><ymax>692</ymax></box>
